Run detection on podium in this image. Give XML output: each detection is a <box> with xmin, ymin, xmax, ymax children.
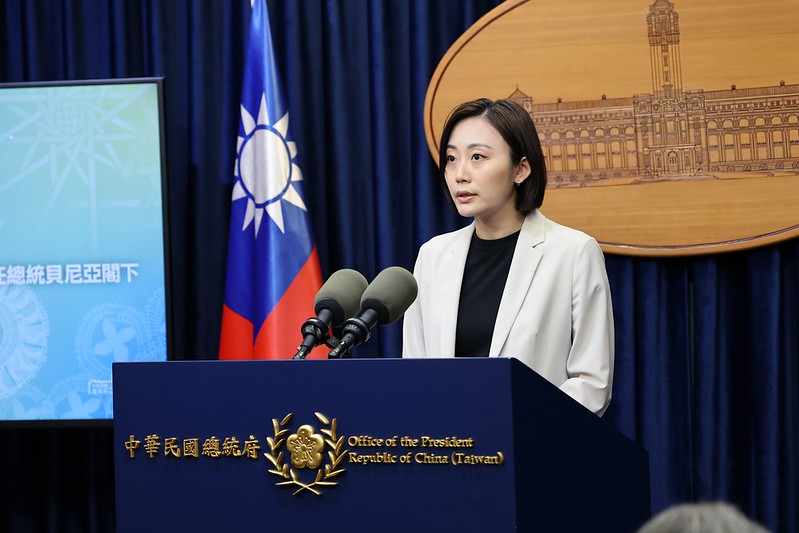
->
<box><xmin>113</xmin><ymin>358</ymin><xmax>650</xmax><ymax>532</ymax></box>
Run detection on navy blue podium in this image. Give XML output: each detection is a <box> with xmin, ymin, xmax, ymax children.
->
<box><xmin>113</xmin><ymin>358</ymin><xmax>650</xmax><ymax>532</ymax></box>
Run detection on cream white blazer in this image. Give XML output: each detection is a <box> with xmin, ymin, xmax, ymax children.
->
<box><xmin>402</xmin><ymin>210</ymin><xmax>614</xmax><ymax>416</ymax></box>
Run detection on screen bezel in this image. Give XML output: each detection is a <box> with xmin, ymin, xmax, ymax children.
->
<box><xmin>0</xmin><ymin>77</ymin><xmax>173</xmax><ymax>427</ymax></box>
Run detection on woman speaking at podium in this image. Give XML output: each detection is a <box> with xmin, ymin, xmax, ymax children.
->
<box><xmin>402</xmin><ymin>98</ymin><xmax>614</xmax><ymax>416</ymax></box>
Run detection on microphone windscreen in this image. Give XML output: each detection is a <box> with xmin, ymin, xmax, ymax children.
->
<box><xmin>360</xmin><ymin>266</ymin><xmax>418</xmax><ymax>325</ymax></box>
<box><xmin>314</xmin><ymin>269</ymin><xmax>369</xmax><ymax>326</ymax></box>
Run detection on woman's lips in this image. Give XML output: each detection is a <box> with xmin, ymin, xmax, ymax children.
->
<box><xmin>455</xmin><ymin>191</ymin><xmax>475</xmax><ymax>203</ymax></box>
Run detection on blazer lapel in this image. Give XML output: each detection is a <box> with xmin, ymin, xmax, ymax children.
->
<box><xmin>489</xmin><ymin>211</ymin><xmax>546</xmax><ymax>357</ymax></box>
<box><xmin>438</xmin><ymin>224</ymin><xmax>473</xmax><ymax>356</ymax></box>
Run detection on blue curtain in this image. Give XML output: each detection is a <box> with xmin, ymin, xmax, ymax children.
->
<box><xmin>603</xmin><ymin>246</ymin><xmax>799</xmax><ymax>531</ymax></box>
<box><xmin>1</xmin><ymin>1</ymin><xmax>797</xmax><ymax>531</ymax></box>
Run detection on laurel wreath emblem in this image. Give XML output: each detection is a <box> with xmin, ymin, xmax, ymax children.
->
<box><xmin>264</xmin><ymin>412</ymin><xmax>347</xmax><ymax>496</ymax></box>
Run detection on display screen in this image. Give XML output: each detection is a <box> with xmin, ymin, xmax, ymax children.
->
<box><xmin>0</xmin><ymin>78</ymin><xmax>170</xmax><ymax>423</ymax></box>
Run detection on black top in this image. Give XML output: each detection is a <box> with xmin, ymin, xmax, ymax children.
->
<box><xmin>455</xmin><ymin>230</ymin><xmax>520</xmax><ymax>357</ymax></box>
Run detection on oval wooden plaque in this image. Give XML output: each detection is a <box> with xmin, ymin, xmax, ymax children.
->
<box><xmin>424</xmin><ymin>0</ymin><xmax>799</xmax><ymax>256</ymax></box>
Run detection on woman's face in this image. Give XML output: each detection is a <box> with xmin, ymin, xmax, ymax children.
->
<box><xmin>444</xmin><ymin>116</ymin><xmax>528</xmax><ymax>230</ymax></box>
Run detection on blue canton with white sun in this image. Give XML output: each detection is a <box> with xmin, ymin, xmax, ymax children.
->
<box><xmin>232</xmin><ymin>93</ymin><xmax>307</xmax><ymax>237</ymax></box>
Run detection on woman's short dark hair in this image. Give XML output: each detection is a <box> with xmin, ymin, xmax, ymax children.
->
<box><xmin>438</xmin><ymin>98</ymin><xmax>547</xmax><ymax>213</ymax></box>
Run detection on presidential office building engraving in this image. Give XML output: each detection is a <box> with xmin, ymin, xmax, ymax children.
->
<box><xmin>510</xmin><ymin>0</ymin><xmax>799</xmax><ymax>187</ymax></box>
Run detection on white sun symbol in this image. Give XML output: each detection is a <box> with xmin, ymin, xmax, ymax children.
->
<box><xmin>232</xmin><ymin>93</ymin><xmax>307</xmax><ymax>236</ymax></box>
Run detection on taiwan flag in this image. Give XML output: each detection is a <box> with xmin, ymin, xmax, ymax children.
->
<box><xmin>219</xmin><ymin>0</ymin><xmax>323</xmax><ymax>359</ymax></box>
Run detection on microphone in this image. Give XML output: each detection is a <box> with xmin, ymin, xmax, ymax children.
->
<box><xmin>327</xmin><ymin>266</ymin><xmax>418</xmax><ymax>359</ymax></box>
<box><xmin>293</xmin><ymin>269</ymin><xmax>369</xmax><ymax>359</ymax></box>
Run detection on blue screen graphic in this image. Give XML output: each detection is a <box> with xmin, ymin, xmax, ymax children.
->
<box><xmin>0</xmin><ymin>80</ymin><xmax>168</xmax><ymax>422</ymax></box>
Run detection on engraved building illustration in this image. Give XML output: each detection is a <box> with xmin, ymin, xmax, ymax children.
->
<box><xmin>510</xmin><ymin>0</ymin><xmax>799</xmax><ymax>185</ymax></box>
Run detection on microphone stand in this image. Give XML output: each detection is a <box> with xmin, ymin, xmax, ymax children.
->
<box><xmin>292</xmin><ymin>310</ymin><xmax>337</xmax><ymax>359</ymax></box>
<box><xmin>327</xmin><ymin>309</ymin><xmax>379</xmax><ymax>359</ymax></box>
<box><xmin>294</xmin><ymin>333</ymin><xmax>341</xmax><ymax>359</ymax></box>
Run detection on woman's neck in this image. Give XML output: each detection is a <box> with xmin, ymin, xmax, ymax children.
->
<box><xmin>474</xmin><ymin>211</ymin><xmax>525</xmax><ymax>240</ymax></box>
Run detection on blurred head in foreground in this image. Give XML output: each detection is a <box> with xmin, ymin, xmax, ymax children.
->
<box><xmin>637</xmin><ymin>502</ymin><xmax>769</xmax><ymax>533</ymax></box>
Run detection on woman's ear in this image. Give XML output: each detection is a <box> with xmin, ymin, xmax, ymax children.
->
<box><xmin>514</xmin><ymin>157</ymin><xmax>532</xmax><ymax>185</ymax></box>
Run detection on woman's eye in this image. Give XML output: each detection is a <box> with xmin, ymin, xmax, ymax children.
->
<box><xmin>472</xmin><ymin>153</ymin><xmax>484</xmax><ymax>161</ymax></box>
<box><xmin>446</xmin><ymin>155</ymin><xmax>456</xmax><ymax>163</ymax></box>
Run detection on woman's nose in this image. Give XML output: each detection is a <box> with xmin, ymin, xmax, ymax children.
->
<box><xmin>454</xmin><ymin>161</ymin><xmax>468</xmax><ymax>182</ymax></box>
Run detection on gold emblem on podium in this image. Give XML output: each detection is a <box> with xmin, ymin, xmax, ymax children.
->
<box><xmin>264</xmin><ymin>412</ymin><xmax>347</xmax><ymax>495</ymax></box>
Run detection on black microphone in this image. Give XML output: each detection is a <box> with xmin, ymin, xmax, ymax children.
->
<box><xmin>327</xmin><ymin>266</ymin><xmax>418</xmax><ymax>359</ymax></box>
<box><xmin>293</xmin><ymin>269</ymin><xmax>368</xmax><ymax>359</ymax></box>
